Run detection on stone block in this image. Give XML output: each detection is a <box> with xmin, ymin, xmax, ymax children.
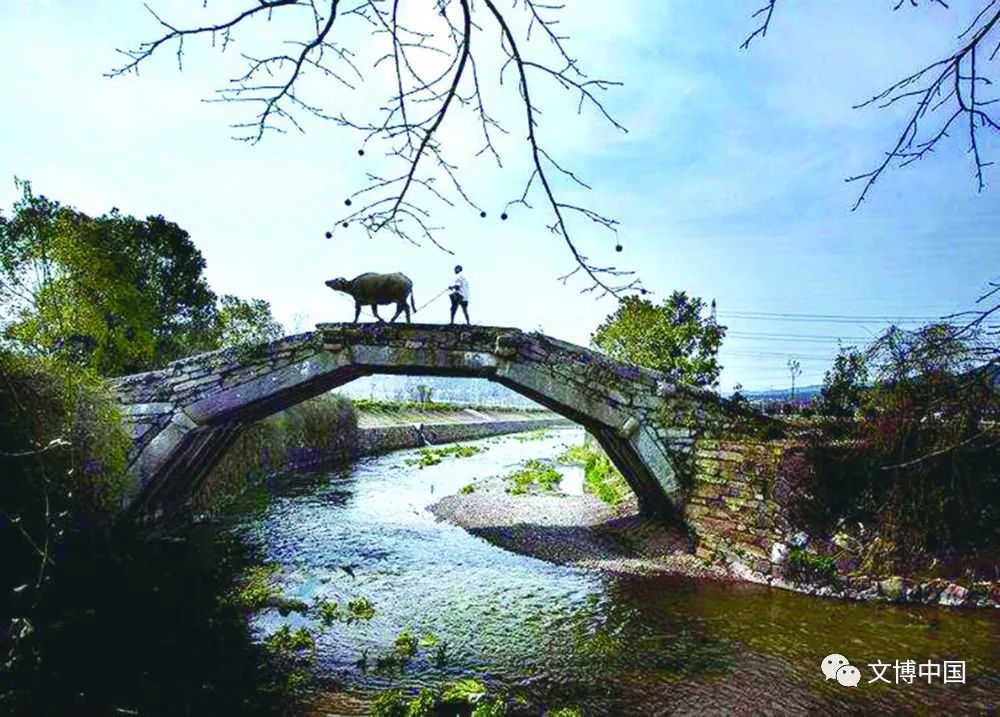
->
<box><xmin>120</xmin><ymin>402</ymin><xmax>175</xmax><ymax>416</ymax></box>
<box><xmin>174</xmin><ymin>374</ymin><xmax>219</xmax><ymax>394</ymax></box>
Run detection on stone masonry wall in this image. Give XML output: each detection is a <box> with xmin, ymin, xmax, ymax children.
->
<box><xmin>684</xmin><ymin>439</ymin><xmax>812</xmax><ymax>574</ymax></box>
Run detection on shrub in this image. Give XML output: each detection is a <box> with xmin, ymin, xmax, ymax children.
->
<box><xmin>786</xmin><ymin>548</ymin><xmax>837</xmax><ymax>584</ymax></box>
<box><xmin>805</xmin><ymin>322</ymin><xmax>1000</xmax><ymax>574</ymax></box>
<box><xmin>0</xmin><ymin>352</ymin><xmax>130</xmax><ymax>615</ymax></box>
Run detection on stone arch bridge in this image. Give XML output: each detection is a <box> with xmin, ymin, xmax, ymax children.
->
<box><xmin>111</xmin><ymin>324</ymin><xmax>745</xmax><ymax>521</ymax></box>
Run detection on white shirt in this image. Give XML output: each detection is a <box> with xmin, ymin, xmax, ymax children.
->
<box><xmin>453</xmin><ymin>274</ymin><xmax>470</xmax><ymax>302</ymax></box>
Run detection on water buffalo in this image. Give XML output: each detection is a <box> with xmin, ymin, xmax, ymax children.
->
<box><xmin>325</xmin><ymin>272</ymin><xmax>417</xmax><ymax>323</ymax></box>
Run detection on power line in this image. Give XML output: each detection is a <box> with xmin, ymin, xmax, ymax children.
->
<box><xmin>720</xmin><ymin>309</ymin><xmax>941</xmax><ymax>321</ymax></box>
<box><xmin>720</xmin><ymin>315</ymin><xmax>927</xmax><ymax>325</ymax></box>
<box><xmin>728</xmin><ymin>330</ymin><xmax>869</xmax><ymax>340</ymax></box>
<box><xmin>726</xmin><ymin>332</ymin><xmax>869</xmax><ymax>344</ymax></box>
<box><xmin>722</xmin><ymin>351</ymin><xmax>837</xmax><ymax>361</ymax></box>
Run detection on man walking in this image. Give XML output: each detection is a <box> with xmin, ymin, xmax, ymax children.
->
<box><xmin>448</xmin><ymin>264</ymin><xmax>470</xmax><ymax>325</ymax></box>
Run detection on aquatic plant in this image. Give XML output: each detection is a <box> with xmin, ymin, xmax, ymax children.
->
<box><xmin>405</xmin><ymin>688</ymin><xmax>437</xmax><ymax>716</ymax></box>
<box><xmin>514</xmin><ymin>429</ymin><xmax>551</xmax><ymax>442</ymax></box>
<box><xmin>374</xmin><ymin>653</ymin><xmax>405</xmax><ymax>672</ymax></box>
<box><xmin>578</xmin><ymin>628</ymin><xmax>622</xmax><ymax>660</ymax></box>
<box><xmin>471</xmin><ymin>697</ymin><xmax>508</xmax><ymax>717</ymax></box>
<box><xmin>314</xmin><ymin>597</ymin><xmax>342</xmax><ymax>626</ymax></box>
<box><xmin>440</xmin><ymin>677</ymin><xmax>489</xmax><ymax>703</ymax></box>
<box><xmin>283</xmin><ymin>667</ymin><xmax>312</xmax><ymax>694</ymax></box>
<box><xmin>505</xmin><ymin>459</ymin><xmax>563</xmax><ymax>495</ymax></box>
<box><xmin>273</xmin><ymin>596</ymin><xmax>310</xmax><ymax>616</ymax></box>
<box><xmin>419</xmin><ymin>631</ymin><xmax>441</xmax><ymax>647</ymax></box>
<box><xmin>406</xmin><ymin>450</ymin><xmax>443</xmax><ymax>468</ymax></box>
<box><xmin>433</xmin><ymin>641</ymin><xmax>449</xmax><ymax>666</ymax></box>
<box><xmin>262</xmin><ymin>625</ymin><xmax>315</xmax><ymax>659</ymax></box>
<box><xmin>229</xmin><ymin>563</ymin><xmax>282</xmax><ymax>610</ymax></box>
<box><xmin>347</xmin><ymin>596</ymin><xmax>376</xmax><ymax>621</ymax></box>
<box><xmin>548</xmin><ymin>707</ymin><xmax>583</xmax><ymax>717</ymax></box>
<box><xmin>370</xmin><ymin>688</ymin><xmax>407</xmax><ymax>717</ymax></box>
<box><xmin>393</xmin><ymin>628</ymin><xmax>420</xmax><ymax>660</ymax></box>
<box><xmin>405</xmin><ymin>444</ymin><xmax>484</xmax><ymax>468</ymax></box>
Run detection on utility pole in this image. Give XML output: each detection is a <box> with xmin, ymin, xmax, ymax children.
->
<box><xmin>787</xmin><ymin>358</ymin><xmax>802</xmax><ymax>407</ymax></box>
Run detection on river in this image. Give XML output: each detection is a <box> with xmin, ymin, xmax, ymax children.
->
<box><xmin>227</xmin><ymin>426</ymin><xmax>1000</xmax><ymax>715</ymax></box>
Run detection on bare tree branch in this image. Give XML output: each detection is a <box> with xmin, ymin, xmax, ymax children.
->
<box><xmin>109</xmin><ymin>0</ymin><xmax>640</xmax><ymax>296</ymax></box>
<box><xmin>847</xmin><ymin>3</ymin><xmax>1000</xmax><ymax>207</ymax></box>
<box><xmin>740</xmin><ymin>0</ymin><xmax>777</xmax><ymax>50</ymax></box>
<box><xmin>741</xmin><ymin>0</ymin><xmax>998</xmax><ymax>208</ymax></box>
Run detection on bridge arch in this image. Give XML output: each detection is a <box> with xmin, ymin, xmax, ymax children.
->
<box><xmin>112</xmin><ymin>324</ymin><xmax>721</xmax><ymax>521</ymax></box>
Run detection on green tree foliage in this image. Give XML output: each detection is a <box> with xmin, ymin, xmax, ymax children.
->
<box><xmin>213</xmin><ymin>294</ymin><xmax>284</xmax><ymax>349</ymax></box>
<box><xmin>0</xmin><ymin>180</ymin><xmax>282</xmax><ymax>375</ymax></box>
<box><xmin>818</xmin><ymin>345</ymin><xmax>869</xmax><ymax>418</ymax></box>
<box><xmin>591</xmin><ymin>292</ymin><xmax>726</xmax><ymax>388</ymax></box>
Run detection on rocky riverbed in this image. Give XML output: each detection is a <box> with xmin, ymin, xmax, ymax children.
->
<box><xmin>431</xmin><ymin>476</ymin><xmax>724</xmax><ymax>578</ymax></box>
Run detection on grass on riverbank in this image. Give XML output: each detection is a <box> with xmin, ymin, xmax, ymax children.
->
<box><xmin>558</xmin><ymin>443</ymin><xmax>632</xmax><ymax>507</ymax></box>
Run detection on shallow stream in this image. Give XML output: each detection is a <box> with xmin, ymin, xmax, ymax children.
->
<box><xmin>232</xmin><ymin>427</ymin><xmax>1000</xmax><ymax>715</ymax></box>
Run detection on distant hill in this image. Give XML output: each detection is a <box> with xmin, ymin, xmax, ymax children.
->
<box><xmin>736</xmin><ymin>385</ymin><xmax>823</xmax><ymax>402</ymax></box>
<box><xmin>735</xmin><ymin>362</ymin><xmax>999</xmax><ymax>403</ymax></box>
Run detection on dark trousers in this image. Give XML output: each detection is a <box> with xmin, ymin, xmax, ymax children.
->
<box><xmin>449</xmin><ymin>292</ymin><xmax>470</xmax><ymax>324</ymax></box>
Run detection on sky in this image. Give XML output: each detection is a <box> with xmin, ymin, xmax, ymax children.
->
<box><xmin>1</xmin><ymin>0</ymin><xmax>997</xmax><ymax>391</ymax></box>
